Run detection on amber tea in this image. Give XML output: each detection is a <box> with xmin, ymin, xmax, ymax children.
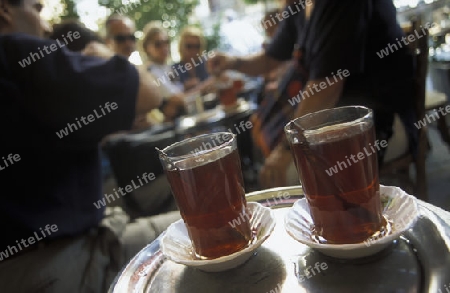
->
<box><xmin>159</xmin><ymin>133</ymin><xmax>252</xmax><ymax>258</ymax></box>
<box><xmin>285</xmin><ymin>106</ymin><xmax>384</xmax><ymax>244</ymax></box>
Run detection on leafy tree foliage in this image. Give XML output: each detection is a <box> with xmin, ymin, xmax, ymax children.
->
<box><xmin>60</xmin><ymin>0</ymin><xmax>80</xmax><ymax>20</ymax></box>
<box><xmin>97</xmin><ymin>0</ymin><xmax>199</xmax><ymax>34</ymax></box>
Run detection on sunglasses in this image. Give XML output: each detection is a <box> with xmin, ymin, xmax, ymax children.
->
<box><xmin>113</xmin><ymin>35</ymin><xmax>136</xmax><ymax>43</ymax></box>
<box><xmin>185</xmin><ymin>43</ymin><xmax>201</xmax><ymax>50</ymax></box>
<box><xmin>153</xmin><ymin>40</ymin><xmax>170</xmax><ymax>48</ymax></box>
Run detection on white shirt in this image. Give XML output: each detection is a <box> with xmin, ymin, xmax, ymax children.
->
<box><xmin>147</xmin><ymin>63</ymin><xmax>183</xmax><ymax>98</ymax></box>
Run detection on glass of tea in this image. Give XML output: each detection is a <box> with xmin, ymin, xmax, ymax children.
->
<box><xmin>285</xmin><ymin>106</ymin><xmax>385</xmax><ymax>244</ymax></box>
<box><xmin>217</xmin><ymin>79</ymin><xmax>238</xmax><ymax>107</ymax></box>
<box><xmin>157</xmin><ymin>132</ymin><xmax>252</xmax><ymax>259</ymax></box>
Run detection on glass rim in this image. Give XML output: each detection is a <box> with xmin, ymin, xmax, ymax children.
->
<box><xmin>158</xmin><ymin>132</ymin><xmax>236</xmax><ymax>161</ymax></box>
<box><xmin>285</xmin><ymin>106</ymin><xmax>373</xmax><ymax>131</ymax></box>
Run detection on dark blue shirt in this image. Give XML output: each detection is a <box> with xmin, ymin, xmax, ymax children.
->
<box><xmin>266</xmin><ymin>0</ymin><xmax>417</xmax><ymax>154</ymax></box>
<box><xmin>0</xmin><ymin>34</ymin><xmax>138</xmax><ymax>250</ymax></box>
<box><xmin>172</xmin><ymin>61</ymin><xmax>209</xmax><ymax>85</ymax></box>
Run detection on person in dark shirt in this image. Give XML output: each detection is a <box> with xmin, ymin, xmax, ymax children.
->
<box><xmin>50</xmin><ymin>19</ymin><xmax>102</xmax><ymax>52</ymax></box>
<box><xmin>0</xmin><ymin>0</ymin><xmax>180</xmax><ymax>292</ymax></box>
<box><xmin>209</xmin><ymin>0</ymin><xmax>417</xmax><ymax>188</ymax></box>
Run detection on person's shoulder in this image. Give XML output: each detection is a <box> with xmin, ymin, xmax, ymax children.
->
<box><xmin>0</xmin><ymin>33</ymin><xmax>45</xmax><ymax>44</ymax></box>
<box><xmin>1</xmin><ymin>33</ymin><xmax>56</xmax><ymax>56</ymax></box>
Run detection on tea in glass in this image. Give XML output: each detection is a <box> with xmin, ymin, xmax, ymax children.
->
<box><xmin>285</xmin><ymin>106</ymin><xmax>385</xmax><ymax>244</ymax></box>
<box><xmin>158</xmin><ymin>132</ymin><xmax>252</xmax><ymax>258</ymax></box>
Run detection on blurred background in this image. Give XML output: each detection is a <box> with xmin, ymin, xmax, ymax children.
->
<box><xmin>41</xmin><ymin>0</ymin><xmax>450</xmax><ymax>64</ymax></box>
<box><xmin>42</xmin><ymin>0</ymin><xmax>450</xmax><ymax>211</ymax></box>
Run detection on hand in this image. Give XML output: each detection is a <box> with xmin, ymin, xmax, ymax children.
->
<box><xmin>207</xmin><ymin>52</ymin><xmax>235</xmax><ymax>76</ymax></box>
<box><xmin>82</xmin><ymin>42</ymin><xmax>115</xmax><ymax>60</ymax></box>
<box><xmin>132</xmin><ymin>114</ymin><xmax>152</xmax><ymax>130</ymax></box>
<box><xmin>162</xmin><ymin>95</ymin><xmax>186</xmax><ymax>121</ymax></box>
<box><xmin>200</xmin><ymin>77</ymin><xmax>217</xmax><ymax>94</ymax></box>
<box><xmin>264</xmin><ymin>80</ymin><xmax>279</xmax><ymax>94</ymax></box>
<box><xmin>168</xmin><ymin>94</ymin><xmax>185</xmax><ymax>107</ymax></box>
<box><xmin>259</xmin><ymin>145</ymin><xmax>293</xmax><ymax>189</ymax></box>
<box><xmin>184</xmin><ymin>77</ymin><xmax>200</xmax><ymax>91</ymax></box>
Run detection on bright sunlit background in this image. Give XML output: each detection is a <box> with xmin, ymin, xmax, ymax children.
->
<box><xmin>40</xmin><ymin>0</ymin><xmax>448</xmax><ymax>65</ymax></box>
<box><xmin>40</xmin><ymin>0</ymin><xmax>447</xmax><ymax>26</ymax></box>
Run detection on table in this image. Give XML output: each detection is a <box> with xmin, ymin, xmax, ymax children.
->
<box><xmin>175</xmin><ymin>98</ymin><xmax>257</xmax><ymax>137</ymax></box>
<box><xmin>175</xmin><ymin>99</ymin><xmax>259</xmax><ymax>191</ymax></box>
<box><xmin>109</xmin><ymin>186</ymin><xmax>450</xmax><ymax>293</ymax></box>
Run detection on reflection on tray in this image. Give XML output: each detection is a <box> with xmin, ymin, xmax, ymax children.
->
<box><xmin>109</xmin><ymin>186</ymin><xmax>450</xmax><ymax>293</ymax></box>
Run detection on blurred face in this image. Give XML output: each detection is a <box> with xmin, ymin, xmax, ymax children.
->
<box><xmin>145</xmin><ymin>32</ymin><xmax>170</xmax><ymax>64</ymax></box>
<box><xmin>180</xmin><ymin>36</ymin><xmax>201</xmax><ymax>63</ymax></box>
<box><xmin>0</xmin><ymin>0</ymin><xmax>46</xmax><ymax>37</ymax></box>
<box><xmin>106</xmin><ymin>18</ymin><xmax>136</xmax><ymax>58</ymax></box>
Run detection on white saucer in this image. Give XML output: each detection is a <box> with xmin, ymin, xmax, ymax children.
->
<box><xmin>285</xmin><ymin>185</ymin><xmax>420</xmax><ymax>259</ymax></box>
<box><xmin>161</xmin><ymin>202</ymin><xmax>276</xmax><ymax>272</ymax></box>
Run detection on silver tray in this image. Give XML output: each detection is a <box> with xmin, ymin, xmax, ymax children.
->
<box><xmin>109</xmin><ymin>186</ymin><xmax>450</xmax><ymax>293</ymax></box>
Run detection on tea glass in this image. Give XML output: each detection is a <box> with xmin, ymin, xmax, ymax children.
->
<box><xmin>285</xmin><ymin>106</ymin><xmax>385</xmax><ymax>244</ymax></box>
<box><xmin>158</xmin><ymin>132</ymin><xmax>252</xmax><ymax>258</ymax></box>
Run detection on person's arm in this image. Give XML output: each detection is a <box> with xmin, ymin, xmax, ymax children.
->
<box><xmin>259</xmin><ymin>77</ymin><xmax>345</xmax><ymax>188</ymax></box>
<box><xmin>231</xmin><ymin>52</ymin><xmax>282</xmax><ymax>77</ymax></box>
<box><xmin>0</xmin><ymin>35</ymin><xmax>150</xmax><ymax>144</ymax></box>
<box><xmin>135</xmin><ymin>65</ymin><xmax>163</xmax><ymax>114</ymax></box>
<box><xmin>208</xmin><ymin>3</ymin><xmax>297</xmax><ymax>77</ymax></box>
<box><xmin>208</xmin><ymin>51</ymin><xmax>281</xmax><ymax>77</ymax></box>
<box><xmin>83</xmin><ymin>42</ymin><xmax>162</xmax><ymax>115</ymax></box>
<box><xmin>260</xmin><ymin>0</ymin><xmax>370</xmax><ymax>188</ymax></box>
<box><xmin>293</xmin><ymin>79</ymin><xmax>344</xmax><ymax>118</ymax></box>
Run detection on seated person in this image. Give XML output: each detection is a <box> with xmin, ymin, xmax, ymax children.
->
<box><xmin>50</xmin><ymin>19</ymin><xmax>103</xmax><ymax>52</ymax></box>
<box><xmin>142</xmin><ymin>21</ymin><xmax>186</xmax><ymax>122</ymax></box>
<box><xmin>49</xmin><ymin>20</ymin><xmax>177</xmax><ymax>218</ymax></box>
<box><xmin>104</xmin><ymin>14</ymin><xmax>136</xmax><ymax>59</ymax></box>
<box><xmin>104</xmin><ymin>15</ymin><xmax>162</xmax><ymax>128</ymax></box>
<box><xmin>173</xmin><ymin>26</ymin><xmax>214</xmax><ymax>93</ymax></box>
<box><xmin>50</xmin><ymin>20</ymin><xmax>115</xmax><ymax>182</ymax></box>
<box><xmin>0</xmin><ymin>1</ymin><xmax>180</xmax><ymax>292</ymax></box>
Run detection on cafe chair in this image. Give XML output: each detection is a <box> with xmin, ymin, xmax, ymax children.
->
<box><xmin>380</xmin><ymin>18</ymin><xmax>429</xmax><ymax>201</ymax></box>
<box><xmin>425</xmin><ymin>90</ymin><xmax>450</xmax><ymax>149</ymax></box>
<box><xmin>102</xmin><ymin>124</ymin><xmax>178</xmax><ymax>219</ymax></box>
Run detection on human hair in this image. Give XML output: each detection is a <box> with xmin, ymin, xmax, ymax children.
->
<box><xmin>142</xmin><ymin>21</ymin><xmax>168</xmax><ymax>60</ymax></box>
<box><xmin>178</xmin><ymin>26</ymin><xmax>206</xmax><ymax>60</ymax></box>
<box><xmin>50</xmin><ymin>20</ymin><xmax>102</xmax><ymax>52</ymax></box>
<box><xmin>104</xmin><ymin>14</ymin><xmax>134</xmax><ymax>38</ymax></box>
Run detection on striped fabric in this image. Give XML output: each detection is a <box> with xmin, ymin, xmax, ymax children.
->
<box><xmin>251</xmin><ymin>48</ymin><xmax>308</xmax><ymax>157</ymax></box>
